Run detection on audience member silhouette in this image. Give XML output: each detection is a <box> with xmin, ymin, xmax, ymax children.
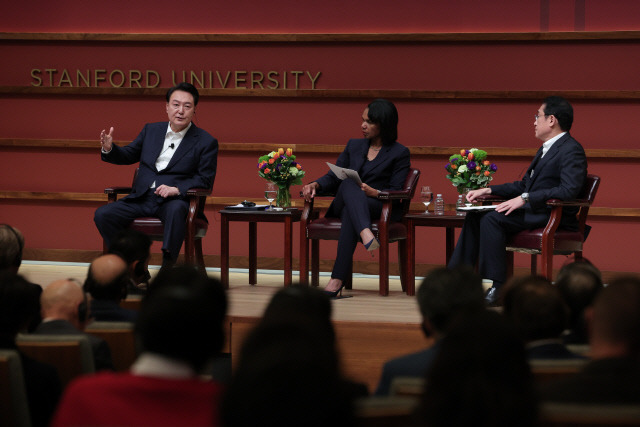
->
<box><xmin>0</xmin><ymin>272</ymin><xmax>61</xmax><ymax>427</ymax></box>
<box><xmin>0</xmin><ymin>224</ymin><xmax>42</xmax><ymax>331</ymax></box>
<box><xmin>417</xmin><ymin>309</ymin><xmax>538</xmax><ymax>427</ymax></box>
<box><xmin>502</xmin><ymin>275</ymin><xmax>583</xmax><ymax>360</ymax></box>
<box><xmin>83</xmin><ymin>254</ymin><xmax>137</xmax><ymax>321</ymax></box>
<box><xmin>108</xmin><ymin>228</ymin><xmax>153</xmax><ymax>295</ymax></box>
<box><xmin>34</xmin><ymin>278</ymin><xmax>114</xmax><ymax>371</ymax></box>
<box><xmin>52</xmin><ymin>265</ymin><xmax>228</xmax><ymax>426</ymax></box>
<box><xmin>375</xmin><ymin>266</ymin><xmax>485</xmax><ymax>395</ymax></box>
<box><xmin>221</xmin><ymin>285</ymin><xmax>361</xmax><ymax>427</ymax></box>
<box><xmin>540</xmin><ymin>275</ymin><xmax>640</xmax><ymax>403</ymax></box>
<box><xmin>555</xmin><ymin>260</ymin><xmax>603</xmax><ymax>345</ymax></box>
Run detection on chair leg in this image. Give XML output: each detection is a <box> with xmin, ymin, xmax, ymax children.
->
<box><xmin>506</xmin><ymin>251</ymin><xmax>515</xmax><ymax>278</ymax></box>
<box><xmin>299</xmin><ymin>234</ymin><xmax>309</xmax><ymax>286</ymax></box>
<box><xmin>195</xmin><ymin>238</ymin><xmax>205</xmax><ymax>271</ymax></box>
<box><xmin>541</xmin><ymin>251</ymin><xmax>553</xmax><ymax>281</ymax></box>
<box><xmin>379</xmin><ymin>237</ymin><xmax>389</xmax><ymax>296</ymax></box>
<box><xmin>184</xmin><ymin>236</ymin><xmax>194</xmax><ymax>266</ymax></box>
<box><xmin>397</xmin><ymin>239</ymin><xmax>410</xmax><ymax>294</ymax></box>
<box><xmin>311</xmin><ymin>239</ymin><xmax>320</xmax><ymax>287</ymax></box>
<box><xmin>530</xmin><ymin>254</ymin><xmax>538</xmax><ymax>275</ymax></box>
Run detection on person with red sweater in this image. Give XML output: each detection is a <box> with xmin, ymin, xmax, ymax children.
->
<box><xmin>52</xmin><ymin>266</ymin><xmax>227</xmax><ymax>427</ymax></box>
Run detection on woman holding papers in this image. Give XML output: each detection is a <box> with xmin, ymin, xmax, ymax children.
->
<box><xmin>301</xmin><ymin>99</ymin><xmax>411</xmax><ymax>297</ymax></box>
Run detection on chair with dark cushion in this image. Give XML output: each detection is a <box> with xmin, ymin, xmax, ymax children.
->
<box><xmin>0</xmin><ymin>349</ymin><xmax>31</xmax><ymax>427</ymax></box>
<box><xmin>478</xmin><ymin>174</ymin><xmax>600</xmax><ymax>281</ymax></box>
<box><xmin>299</xmin><ymin>168</ymin><xmax>420</xmax><ymax>296</ymax></box>
<box><xmin>103</xmin><ymin>168</ymin><xmax>210</xmax><ymax>269</ymax></box>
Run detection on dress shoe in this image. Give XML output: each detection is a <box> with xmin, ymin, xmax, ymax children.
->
<box><xmin>364</xmin><ymin>237</ymin><xmax>380</xmax><ymax>252</ymax></box>
<box><xmin>323</xmin><ymin>282</ymin><xmax>346</xmax><ymax>298</ymax></box>
<box><xmin>485</xmin><ymin>286</ymin><xmax>500</xmax><ymax>307</ymax></box>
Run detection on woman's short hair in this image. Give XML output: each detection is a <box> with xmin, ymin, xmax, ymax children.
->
<box><xmin>367</xmin><ymin>98</ymin><xmax>398</xmax><ymax>145</ymax></box>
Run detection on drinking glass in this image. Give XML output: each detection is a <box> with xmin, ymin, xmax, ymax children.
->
<box><xmin>264</xmin><ymin>182</ymin><xmax>278</xmax><ymax>210</ymax></box>
<box><xmin>420</xmin><ymin>186</ymin><xmax>433</xmax><ymax>214</ymax></box>
<box><xmin>463</xmin><ymin>188</ymin><xmax>473</xmax><ymax>207</ymax></box>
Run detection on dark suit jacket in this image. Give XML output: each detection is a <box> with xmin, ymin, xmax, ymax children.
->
<box><xmin>102</xmin><ymin>122</ymin><xmax>218</xmax><ymax>199</ymax></box>
<box><xmin>314</xmin><ymin>138</ymin><xmax>411</xmax><ymax>221</ymax></box>
<box><xmin>374</xmin><ymin>342</ymin><xmax>441</xmax><ymax>396</ymax></box>
<box><xmin>490</xmin><ymin>133</ymin><xmax>587</xmax><ymax>230</ymax></box>
<box><xmin>34</xmin><ymin>319</ymin><xmax>115</xmax><ymax>371</ymax></box>
<box><xmin>527</xmin><ymin>341</ymin><xmax>586</xmax><ymax>360</ymax></box>
<box><xmin>89</xmin><ymin>299</ymin><xmax>138</xmax><ymax>323</ymax></box>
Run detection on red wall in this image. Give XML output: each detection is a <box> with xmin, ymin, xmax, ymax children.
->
<box><xmin>2</xmin><ymin>0</ymin><xmax>640</xmax><ymax>275</ymax></box>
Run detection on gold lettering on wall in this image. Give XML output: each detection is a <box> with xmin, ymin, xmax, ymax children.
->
<box><xmin>30</xmin><ymin>68</ymin><xmax>322</xmax><ymax>90</ymax></box>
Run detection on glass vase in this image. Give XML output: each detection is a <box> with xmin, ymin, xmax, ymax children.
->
<box><xmin>276</xmin><ymin>184</ymin><xmax>291</xmax><ymax>208</ymax></box>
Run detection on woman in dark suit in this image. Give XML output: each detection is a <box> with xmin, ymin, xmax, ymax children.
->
<box><xmin>302</xmin><ymin>99</ymin><xmax>410</xmax><ymax>297</ymax></box>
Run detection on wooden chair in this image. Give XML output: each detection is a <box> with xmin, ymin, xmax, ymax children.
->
<box><xmin>540</xmin><ymin>402</ymin><xmax>640</xmax><ymax>426</ymax></box>
<box><xmin>478</xmin><ymin>174</ymin><xmax>600</xmax><ymax>280</ymax></box>
<box><xmin>103</xmin><ymin>168</ymin><xmax>211</xmax><ymax>269</ymax></box>
<box><xmin>389</xmin><ymin>376</ymin><xmax>425</xmax><ymax>397</ymax></box>
<box><xmin>299</xmin><ymin>168</ymin><xmax>420</xmax><ymax>296</ymax></box>
<box><xmin>355</xmin><ymin>396</ymin><xmax>419</xmax><ymax>427</ymax></box>
<box><xmin>85</xmin><ymin>321</ymin><xmax>137</xmax><ymax>372</ymax></box>
<box><xmin>0</xmin><ymin>350</ymin><xmax>31</xmax><ymax>427</ymax></box>
<box><xmin>16</xmin><ymin>334</ymin><xmax>95</xmax><ymax>389</ymax></box>
<box><xmin>529</xmin><ymin>359</ymin><xmax>589</xmax><ymax>385</ymax></box>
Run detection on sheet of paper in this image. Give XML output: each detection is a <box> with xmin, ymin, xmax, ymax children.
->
<box><xmin>326</xmin><ymin>162</ymin><xmax>362</xmax><ymax>186</ymax></box>
<box><xmin>456</xmin><ymin>205</ymin><xmax>498</xmax><ymax>211</ymax></box>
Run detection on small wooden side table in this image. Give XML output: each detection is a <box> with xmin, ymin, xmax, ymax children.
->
<box><xmin>219</xmin><ymin>208</ymin><xmax>302</xmax><ymax>288</ymax></box>
<box><xmin>405</xmin><ymin>212</ymin><xmax>466</xmax><ymax>295</ymax></box>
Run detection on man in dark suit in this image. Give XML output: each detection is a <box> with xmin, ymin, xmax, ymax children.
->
<box><xmin>449</xmin><ymin>96</ymin><xmax>587</xmax><ymax>305</ymax></box>
<box><xmin>540</xmin><ymin>275</ymin><xmax>640</xmax><ymax>403</ymax></box>
<box><xmin>374</xmin><ymin>266</ymin><xmax>484</xmax><ymax>395</ymax></box>
<box><xmin>94</xmin><ymin>82</ymin><xmax>218</xmax><ymax>266</ymax></box>
<box><xmin>502</xmin><ymin>275</ymin><xmax>584</xmax><ymax>360</ymax></box>
<box><xmin>34</xmin><ymin>278</ymin><xmax>114</xmax><ymax>371</ymax></box>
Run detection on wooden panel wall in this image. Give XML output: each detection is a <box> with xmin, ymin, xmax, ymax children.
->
<box><xmin>2</xmin><ymin>0</ymin><xmax>640</xmax><ymax>276</ymax></box>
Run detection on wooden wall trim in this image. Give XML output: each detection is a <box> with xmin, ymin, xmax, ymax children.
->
<box><xmin>1</xmin><ymin>139</ymin><xmax>639</xmax><ymax>159</ymax></box>
<box><xmin>3</xmin><ymin>31</ymin><xmax>640</xmax><ymax>43</ymax></box>
<box><xmin>2</xmin><ymin>191</ymin><xmax>639</xmax><ymax>218</ymax></box>
<box><xmin>2</xmin><ymin>87</ymin><xmax>640</xmax><ymax>101</ymax></box>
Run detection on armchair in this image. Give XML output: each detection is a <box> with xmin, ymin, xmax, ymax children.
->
<box><xmin>478</xmin><ymin>174</ymin><xmax>600</xmax><ymax>280</ymax></box>
<box><xmin>299</xmin><ymin>168</ymin><xmax>420</xmax><ymax>296</ymax></box>
<box><xmin>103</xmin><ymin>168</ymin><xmax>210</xmax><ymax>269</ymax></box>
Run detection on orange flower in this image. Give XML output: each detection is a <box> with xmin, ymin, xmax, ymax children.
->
<box><xmin>451</xmin><ymin>164</ymin><xmax>458</xmax><ymax>169</ymax></box>
<box><xmin>467</xmin><ymin>152</ymin><xmax>474</xmax><ymax>160</ymax></box>
<box><xmin>286</xmin><ymin>148</ymin><xmax>293</xmax><ymax>156</ymax></box>
<box><xmin>475</xmin><ymin>166</ymin><xmax>481</xmax><ymax>171</ymax></box>
<box><xmin>264</xmin><ymin>168</ymin><xmax>271</xmax><ymax>174</ymax></box>
<box><xmin>475</xmin><ymin>172</ymin><xmax>481</xmax><ymax>175</ymax></box>
<box><xmin>269</xmin><ymin>158</ymin><xmax>275</xmax><ymax>164</ymax></box>
<box><xmin>278</xmin><ymin>148</ymin><xmax>284</xmax><ymax>155</ymax></box>
<box><xmin>296</xmin><ymin>164</ymin><xmax>302</xmax><ymax>170</ymax></box>
<box><xmin>272</xmin><ymin>152</ymin><xmax>279</xmax><ymax>159</ymax></box>
<box><xmin>483</xmin><ymin>160</ymin><xmax>490</xmax><ymax>166</ymax></box>
<box><xmin>484</xmin><ymin>171</ymin><xmax>491</xmax><ymax>176</ymax></box>
<box><xmin>460</xmin><ymin>149</ymin><xmax>466</xmax><ymax>156</ymax></box>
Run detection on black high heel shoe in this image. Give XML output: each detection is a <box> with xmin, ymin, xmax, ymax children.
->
<box><xmin>323</xmin><ymin>282</ymin><xmax>346</xmax><ymax>298</ymax></box>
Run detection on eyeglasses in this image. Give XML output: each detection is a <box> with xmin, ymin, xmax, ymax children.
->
<box><xmin>534</xmin><ymin>113</ymin><xmax>546</xmax><ymax>120</ymax></box>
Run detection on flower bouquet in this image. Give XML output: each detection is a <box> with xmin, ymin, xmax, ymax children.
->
<box><xmin>445</xmin><ymin>148</ymin><xmax>497</xmax><ymax>194</ymax></box>
<box><xmin>257</xmin><ymin>148</ymin><xmax>305</xmax><ymax>207</ymax></box>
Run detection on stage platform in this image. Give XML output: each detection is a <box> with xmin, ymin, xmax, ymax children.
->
<box><xmin>18</xmin><ymin>262</ymin><xmax>430</xmax><ymax>392</ymax></box>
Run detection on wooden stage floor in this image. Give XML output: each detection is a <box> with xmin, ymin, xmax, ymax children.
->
<box><xmin>19</xmin><ymin>262</ymin><xmax>429</xmax><ymax>392</ymax></box>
